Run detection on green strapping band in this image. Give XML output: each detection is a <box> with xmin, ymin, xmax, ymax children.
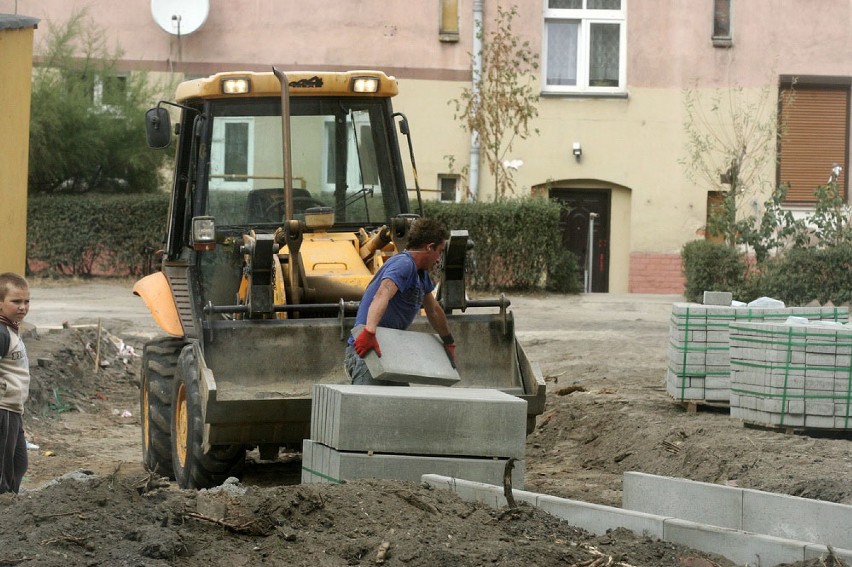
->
<box><xmin>680</xmin><ymin>306</ymin><xmax>690</xmax><ymax>401</ymax></box>
<box><xmin>846</xmin><ymin>359</ymin><xmax>852</xmax><ymax>429</ymax></box>
<box><xmin>301</xmin><ymin>466</ymin><xmax>344</xmax><ymax>484</ymax></box>
<box><xmin>780</xmin><ymin>326</ymin><xmax>794</xmax><ymax>426</ymax></box>
<box><xmin>669</xmin><ymin>340</ymin><xmax>729</xmax><ymax>353</ymax></box>
<box><xmin>731</xmin><ymin>359</ymin><xmax>851</xmax><ymax>373</ymax></box>
<box><xmin>731</xmin><ymin>387</ymin><xmax>852</xmax><ymax>402</ymax></box>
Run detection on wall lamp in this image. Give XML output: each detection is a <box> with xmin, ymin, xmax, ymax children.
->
<box><xmin>572</xmin><ymin>142</ymin><xmax>582</xmax><ymax>160</ymax></box>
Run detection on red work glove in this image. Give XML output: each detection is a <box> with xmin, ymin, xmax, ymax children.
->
<box><xmin>441</xmin><ymin>334</ymin><xmax>456</xmax><ymax>369</ymax></box>
<box><xmin>354</xmin><ymin>328</ymin><xmax>382</xmax><ymax>358</ymax></box>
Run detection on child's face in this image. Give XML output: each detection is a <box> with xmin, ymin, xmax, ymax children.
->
<box><xmin>0</xmin><ymin>285</ymin><xmax>30</xmax><ymax>325</ymax></box>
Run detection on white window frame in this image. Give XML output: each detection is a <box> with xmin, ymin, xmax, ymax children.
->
<box><xmin>210</xmin><ymin>117</ymin><xmax>255</xmax><ymax>190</ymax></box>
<box><xmin>542</xmin><ymin>0</ymin><xmax>627</xmax><ymax>95</ymax></box>
<box><xmin>322</xmin><ymin>113</ymin><xmax>378</xmax><ymax>193</ymax></box>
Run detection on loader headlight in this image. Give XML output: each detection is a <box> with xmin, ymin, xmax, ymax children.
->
<box><xmin>351</xmin><ymin>76</ymin><xmax>379</xmax><ymax>93</ymax></box>
<box><xmin>191</xmin><ymin>216</ymin><xmax>216</xmax><ymax>251</ymax></box>
<box><xmin>221</xmin><ymin>77</ymin><xmax>251</xmax><ymax>94</ymax></box>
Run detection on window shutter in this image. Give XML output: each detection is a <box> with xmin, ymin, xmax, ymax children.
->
<box><xmin>779</xmin><ymin>86</ymin><xmax>849</xmax><ymax>203</ymax></box>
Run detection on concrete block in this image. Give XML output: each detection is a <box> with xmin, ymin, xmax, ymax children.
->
<box><xmin>536</xmin><ymin>495</ymin><xmax>666</xmax><ymax>539</ymax></box>
<box><xmin>742</xmin><ymin>489</ymin><xmax>852</xmax><ymax>548</ymax></box>
<box><xmin>663</xmin><ymin>518</ymin><xmax>808</xmax><ymax>567</ymax></box>
<box><xmin>311</xmin><ymin>384</ymin><xmax>527</xmax><ymax>458</ymax></box>
<box><xmin>703</xmin><ymin>291</ymin><xmax>733</xmax><ymax>306</ymax></box>
<box><xmin>351</xmin><ymin>326</ymin><xmax>460</xmax><ymax>385</ymax></box>
<box><xmin>625</xmin><ymin>472</ymin><xmax>852</xmax><ymax>552</ymax></box>
<box><xmin>426</xmin><ymin>474</ymin><xmax>847</xmax><ymax>567</ymax></box>
<box><xmin>623</xmin><ymin>472</ymin><xmax>743</xmax><ymax>530</ymax></box>
<box><xmin>301</xmin><ymin>440</ymin><xmax>523</xmax><ymax>487</ymax></box>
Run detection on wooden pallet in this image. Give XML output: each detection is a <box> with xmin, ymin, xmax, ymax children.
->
<box><xmin>741</xmin><ymin>420</ymin><xmax>852</xmax><ymax>438</ymax></box>
<box><xmin>668</xmin><ymin>395</ymin><xmax>730</xmax><ymax>414</ymax></box>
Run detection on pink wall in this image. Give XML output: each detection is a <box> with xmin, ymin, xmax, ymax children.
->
<box><xmin>628</xmin><ymin>253</ymin><xmax>684</xmax><ymax>294</ymax></box>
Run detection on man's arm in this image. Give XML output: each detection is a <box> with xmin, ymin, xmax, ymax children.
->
<box><xmin>422</xmin><ymin>292</ymin><xmax>451</xmax><ymax>337</ymax></box>
<box><xmin>364</xmin><ymin>278</ymin><xmax>398</xmax><ymax>333</ymax></box>
<box><xmin>423</xmin><ymin>292</ymin><xmax>456</xmax><ymax>368</ymax></box>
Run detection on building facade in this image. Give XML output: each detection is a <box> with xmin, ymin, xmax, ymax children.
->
<box><xmin>4</xmin><ymin>0</ymin><xmax>850</xmax><ymax>293</ymax></box>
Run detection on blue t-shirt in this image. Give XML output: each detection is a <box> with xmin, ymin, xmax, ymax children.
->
<box><xmin>349</xmin><ymin>252</ymin><xmax>435</xmax><ymax>345</ymax></box>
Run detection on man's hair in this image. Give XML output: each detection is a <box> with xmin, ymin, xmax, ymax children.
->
<box><xmin>406</xmin><ymin>218</ymin><xmax>449</xmax><ymax>250</ymax></box>
<box><xmin>0</xmin><ymin>273</ymin><xmax>28</xmax><ymax>301</ymax></box>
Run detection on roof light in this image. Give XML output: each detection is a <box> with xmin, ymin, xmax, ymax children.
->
<box><xmin>221</xmin><ymin>77</ymin><xmax>251</xmax><ymax>95</ymax></box>
<box><xmin>351</xmin><ymin>76</ymin><xmax>379</xmax><ymax>93</ymax></box>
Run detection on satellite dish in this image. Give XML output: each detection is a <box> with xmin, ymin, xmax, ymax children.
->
<box><xmin>151</xmin><ymin>0</ymin><xmax>209</xmax><ymax>36</ymax></box>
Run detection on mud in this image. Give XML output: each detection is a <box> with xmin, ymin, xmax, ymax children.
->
<box><xmin>1</xmin><ymin>281</ymin><xmax>847</xmax><ymax>566</ymax></box>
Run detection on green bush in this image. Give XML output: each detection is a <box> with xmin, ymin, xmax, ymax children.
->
<box><xmin>546</xmin><ymin>248</ymin><xmax>583</xmax><ymax>293</ymax></box>
<box><xmin>27</xmin><ymin>194</ymin><xmax>168</xmax><ymax>277</ymax></box>
<box><xmin>680</xmin><ymin>240</ymin><xmax>746</xmax><ymax>302</ymax></box>
<box><xmin>756</xmin><ymin>244</ymin><xmax>852</xmax><ymax>306</ymax></box>
<box><xmin>424</xmin><ymin>198</ymin><xmax>580</xmax><ymax>292</ymax></box>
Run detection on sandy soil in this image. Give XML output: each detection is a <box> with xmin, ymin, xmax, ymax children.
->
<box><xmin>1</xmin><ymin>282</ymin><xmax>848</xmax><ymax>566</ymax></box>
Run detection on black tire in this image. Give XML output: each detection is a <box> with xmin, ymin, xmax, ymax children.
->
<box><xmin>140</xmin><ymin>337</ymin><xmax>185</xmax><ymax>479</ymax></box>
<box><xmin>171</xmin><ymin>346</ymin><xmax>245</xmax><ymax>489</ymax></box>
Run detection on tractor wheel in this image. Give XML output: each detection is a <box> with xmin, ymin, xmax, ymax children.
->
<box><xmin>171</xmin><ymin>346</ymin><xmax>245</xmax><ymax>489</ymax></box>
<box><xmin>140</xmin><ymin>337</ymin><xmax>185</xmax><ymax>479</ymax></box>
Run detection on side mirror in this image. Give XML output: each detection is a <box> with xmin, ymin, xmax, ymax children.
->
<box><xmin>145</xmin><ymin>107</ymin><xmax>172</xmax><ymax>148</ymax></box>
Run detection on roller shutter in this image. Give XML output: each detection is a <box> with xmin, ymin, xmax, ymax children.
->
<box><xmin>778</xmin><ymin>86</ymin><xmax>849</xmax><ymax>203</ymax></box>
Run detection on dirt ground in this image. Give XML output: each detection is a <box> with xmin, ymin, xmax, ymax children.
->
<box><xmin>1</xmin><ymin>281</ymin><xmax>848</xmax><ymax>566</ymax></box>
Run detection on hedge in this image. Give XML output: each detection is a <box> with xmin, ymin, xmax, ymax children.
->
<box><xmin>27</xmin><ymin>194</ymin><xmax>582</xmax><ymax>293</ymax></box>
<box><xmin>681</xmin><ymin>239</ymin><xmax>852</xmax><ymax>305</ymax></box>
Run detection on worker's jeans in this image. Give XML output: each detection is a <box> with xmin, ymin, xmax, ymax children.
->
<box><xmin>0</xmin><ymin>409</ymin><xmax>27</xmax><ymax>494</ymax></box>
<box><xmin>344</xmin><ymin>344</ymin><xmax>407</xmax><ymax>386</ymax></box>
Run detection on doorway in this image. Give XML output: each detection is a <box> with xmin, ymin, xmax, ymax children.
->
<box><xmin>550</xmin><ymin>189</ymin><xmax>611</xmax><ymax>293</ymax></box>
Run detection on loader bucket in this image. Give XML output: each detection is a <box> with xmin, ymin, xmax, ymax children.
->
<box><xmin>196</xmin><ymin>309</ymin><xmax>545</xmax><ymax>447</ymax></box>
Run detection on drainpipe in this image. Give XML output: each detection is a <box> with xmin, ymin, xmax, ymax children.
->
<box><xmin>466</xmin><ymin>0</ymin><xmax>483</xmax><ymax>202</ymax></box>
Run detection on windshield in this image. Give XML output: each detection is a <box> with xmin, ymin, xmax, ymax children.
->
<box><xmin>204</xmin><ymin>97</ymin><xmax>404</xmax><ymax>227</ymax></box>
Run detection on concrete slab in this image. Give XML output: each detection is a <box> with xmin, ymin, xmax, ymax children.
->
<box><xmin>311</xmin><ymin>384</ymin><xmax>527</xmax><ymax>459</ymax></box>
<box><xmin>663</xmin><ymin>518</ymin><xmax>808</xmax><ymax>567</ymax></box>
<box><xmin>622</xmin><ymin>472</ymin><xmax>743</xmax><ymax>530</ymax></box>
<box><xmin>424</xmin><ymin>474</ymin><xmax>852</xmax><ymax>567</ymax></box>
<box><xmin>351</xmin><ymin>325</ymin><xmax>460</xmax><ymax>385</ymax></box>
<box><xmin>623</xmin><ymin>472</ymin><xmax>852</xmax><ymax>550</ymax></box>
<box><xmin>703</xmin><ymin>291</ymin><xmax>733</xmax><ymax>306</ymax></box>
<box><xmin>302</xmin><ymin>440</ymin><xmax>523</xmax><ymax>486</ymax></box>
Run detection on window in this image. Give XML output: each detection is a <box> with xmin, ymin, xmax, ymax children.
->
<box><xmin>210</xmin><ymin>117</ymin><xmax>254</xmax><ymax>190</ymax></box>
<box><xmin>543</xmin><ymin>0</ymin><xmax>626</xmax><ymax>94</ymax></box>
<box><xmin>438</xmin><ymin>174</ymin><xmax>459</xmax><ymax>202</ymax></box>
<box><xmin>778</xmin><ymin>82</ymin><xmax>849</xmax><ymax>204</ymax></box>
<box><xmin>712</xmin><ymin>0</ymin><xmax>732</xmax><ymax>47</ymax></box>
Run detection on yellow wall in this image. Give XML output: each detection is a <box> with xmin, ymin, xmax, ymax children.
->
<box><xmin>0</xmin><ymin>18</ymin><xmax>37</xmax><ymax>276</ymax></box>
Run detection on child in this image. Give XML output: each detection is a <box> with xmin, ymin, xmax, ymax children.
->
<box><xmin>0</xmin><ymin>272</ymin><xmax>30</xmax><ymax>494</ymax></box>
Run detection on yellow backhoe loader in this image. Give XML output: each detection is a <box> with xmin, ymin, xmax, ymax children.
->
<box><xmin>135</xmin><ymin>69</ymin><xmax>545</xmax><ymax>489</ymax></box>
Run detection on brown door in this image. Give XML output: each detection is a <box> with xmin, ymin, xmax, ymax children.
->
<box><xmin>551</xmin><ymin>189</ymin><xmax>610</xmax><ymax>293</ymax></box>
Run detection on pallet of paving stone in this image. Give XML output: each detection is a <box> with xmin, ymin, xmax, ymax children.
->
<box><xmin>729</xmin><ymin>320</ymin><xmax>852</xmax><ymax>432</ymax></box>
<box><xmin>667</xmin><ymin>304</ymin><xmax>849</xmax><ymax>404</ymax></box>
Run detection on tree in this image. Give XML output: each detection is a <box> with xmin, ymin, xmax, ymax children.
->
<box><xmin>680</xmin><ymin>84</ymin><xmax>785</xmax><ymax>250</ymax></box>
<box><xmin>450</xmin><ymin>5</ymin><xmax>539</xmax><ymax>201</ymax></box>
<box><xmin>28</xmin><ymin>10</ymin><xmax>172</xmax><ymax>194</ymax></box>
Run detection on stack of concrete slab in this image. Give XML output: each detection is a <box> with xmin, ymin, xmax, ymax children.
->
<box><xmin>729</xmin><ymin>320</ymin><xmax>852</xmax><ymax>430</ymax></box>
<box><xmin>667</xmin><ymin>304</ymin><xmax>848</xmax><ymax>404</ymax></box>
<box><xmin>302</xmin><ymin>384</ymin><xmax>527</xmax><ymax>486</ymax></box>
